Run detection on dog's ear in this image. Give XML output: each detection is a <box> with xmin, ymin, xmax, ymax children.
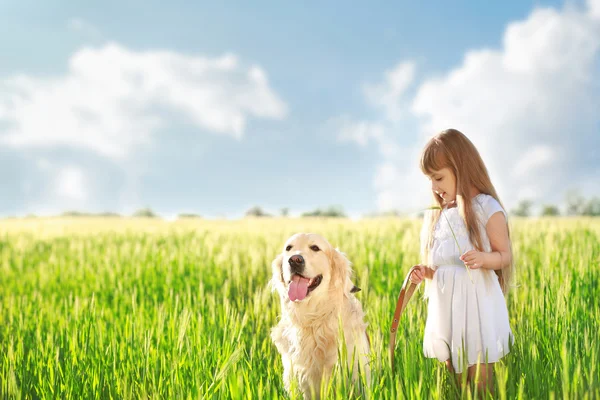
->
<box><xmin>330</xmin><ymin>247</ymin><xmax>353</xmax><ymax>290</ymax></box>
<box><xmin>269</xmin><ymin>253</ymin><xmax>284</xmax><ymax>293</ymax></box>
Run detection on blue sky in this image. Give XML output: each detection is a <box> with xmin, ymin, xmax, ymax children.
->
<box><xmin>1</xmin><ymin>0</ymin><xmax>598</xmax><ymax>218</ymax></box>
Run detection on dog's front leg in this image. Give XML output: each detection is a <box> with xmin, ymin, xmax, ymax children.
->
<box><xmin>344</xmin><ymin>330</ymin><xmax>371</xmax><ymax>385</ymax></box>
<box><xmin>279</xmin><ymin>354</ymin><xmax>291</xmax><ymax>394</ymax></box>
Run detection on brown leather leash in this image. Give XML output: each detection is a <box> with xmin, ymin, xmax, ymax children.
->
<box><xmin>389</xmin><ymin>265</ymin><xmax>420</xmax><ymax>371</ymax></box>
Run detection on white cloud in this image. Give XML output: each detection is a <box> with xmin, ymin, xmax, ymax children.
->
<box><xmin>333</xmin><ymin>115</ymin><xmax>406</xmax><ymax>161</ymax></box>
<box><xmin>337</xmin><ymin>2</ymin><xmax>600</xmax><ymax>212</ymax></box>
<box><xmin>56</xmin><ymin>166</ymin><xmax>87</xmax><ymax>201</ymax></box>
<box><xmin>589</xmin><ymin>0</ymin><xmax>600</xmax><ymax>19</ymax></box>
<box><xmin>363</xmin><ymin>61</ymin><xmax>415</xmax><ymax>122</ymax></box>
<box><xmin>371</xmin><ymin>148</ymin><xmax>432</xmax><ymax>212</ymax></box>
<box><xmin>68</xmin><ymin>18</ymin><xmax>102</xmax><ymax>39</ymax></box>
<box><xmin>512</xmin><ymin>145</ymin><xmax>555</xmax><ymax>177</ymax></box>
<box><xmin>36</xmin><ymin>158</ymin><xmax>52</xmax><ymax>171</ymax></box>
<box><xmin>335</xmin><ymin>116</ymin><xmax>386</xmax><ymax>146</ymax></box>
<box><xmin>17</xmin><ymin>161</ymin><xmax>89</xmax><ymax>215</ymax></box>
<box><xmin>0</xmin><ymin>43</ymin><xmax>288</xmax><ymax>159</ymax></box>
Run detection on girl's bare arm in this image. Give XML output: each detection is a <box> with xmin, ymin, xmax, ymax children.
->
<box><xmin>484</xmin><ymin>212</ymin><xmax>512</xmax><ymax>270</ymax></box>
<box><xmin>460</xmin><ymin>212</ymin><xmax>512</xmax><ymax>270</ymax></box>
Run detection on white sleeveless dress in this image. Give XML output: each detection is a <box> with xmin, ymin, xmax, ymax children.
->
<box><xmin>421</xmin><ymin>193</ymin><xmax>513</xmax><ymax>373</ymax></box>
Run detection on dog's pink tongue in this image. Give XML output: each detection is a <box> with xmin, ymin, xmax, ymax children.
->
<box><xmin>288</xmin><ymin>275</ymin><xmax>310</xmax><ymax>301</ymax></box>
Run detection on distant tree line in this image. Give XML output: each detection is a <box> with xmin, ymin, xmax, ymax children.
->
<box><xmin>44</xmin><ymin>205</ymin><xmax>350</xmax><ymax>219</ymax></box>
<box><xmin>60</xmin><ymin>211</ymin><xmax>122</xmax><ymax>218</ymax></box>
<box><xmin>245</xmin><ymin>205</ymin><xmax>347</xmax><ymax>218</ymax></box>
<box><xmin>17</xmin><ymin>192</ymin><xmax>600</xmax><ymax>220</ymax></box>
<box><xmin>52</xmin><ymin>208</ymin><xmax>202</xmax><ymax>219</ymax></box>
<box><xmin>56</xmin><ymin>206</ymin><xmax>349</xmax><ymax>219</ymax></box>
<box><xmin>511</xmin><ymin>192</ymin><xmax>600</xmax><ymax>217</ymax></box>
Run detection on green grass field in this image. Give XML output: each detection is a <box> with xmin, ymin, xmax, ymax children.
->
<box><xmin>1</xmin><ymin>217</ymin><xmax>599</xmax><ymax>399</ymax></box>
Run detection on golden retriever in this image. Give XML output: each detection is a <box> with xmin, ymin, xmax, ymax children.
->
<box><xmin>270</xmin><ymin>233</ymin><xmax>371</xmax><ymax>399</ymax></box>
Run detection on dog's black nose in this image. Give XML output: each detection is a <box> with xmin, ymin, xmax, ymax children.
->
<box><xmin>288</xmin><ymin>254</ymin><xmax>305</xmax><ymax>273</ymax></box>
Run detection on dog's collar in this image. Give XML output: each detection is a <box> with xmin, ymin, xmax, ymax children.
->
<box><xmin>389</xmin><ymin>265</ymin><xmax>419</xmax><ymax>372</ymax></box>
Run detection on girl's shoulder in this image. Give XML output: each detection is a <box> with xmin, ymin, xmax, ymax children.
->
<box><xmin>473</xmin><ymin>193</ymin><xmax>507</xmax><ymax>225</ymax></box>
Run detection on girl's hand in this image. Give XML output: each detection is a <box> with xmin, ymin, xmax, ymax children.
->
<box><xmin>460</xmin><ymin>250</ymin><xmax>485</xmax><ymax>269</ymax></box>
<box><xmin>409</xmin><ymin>264</ymin><xmax>434</xmax><ymax>284</ymax></box>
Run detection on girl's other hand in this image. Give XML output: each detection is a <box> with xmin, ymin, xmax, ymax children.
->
<box><xmin>460</xmin><ymin>250</ymin><xmax>485</xmax><ymax>269</ymax></box>
<box><xmin>409</xmin><ymin>264</ymin><xmax>428</xmax><ymax>284</ymax></box>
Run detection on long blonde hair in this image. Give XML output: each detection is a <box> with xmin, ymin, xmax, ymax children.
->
<box><xmin>419</xmin><ymin>128</ymin><xmax>514</xmax><ymax>295</ymax></box>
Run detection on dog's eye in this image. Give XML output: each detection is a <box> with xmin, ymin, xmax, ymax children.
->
<box><xmin>286</xmin><ymin>245</ymin><xmax>292</xmax><ymax>251</ymax></box>
<box><xmin>310</xmin><ymin>245</ymin><xmax>320</xmax><ymax>251</ymax></box>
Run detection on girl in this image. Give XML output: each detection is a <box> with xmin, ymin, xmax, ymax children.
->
<box><xmin>409</xmin><ymin>128</ymin><xmax>514</xmax><ymax>393</ymax></box>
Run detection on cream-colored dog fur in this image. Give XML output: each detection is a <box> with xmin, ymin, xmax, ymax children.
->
<box><xmin>270</xmin><ymin>233</ymin><xmax>370</xmax><ymax>399</ymax></box>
